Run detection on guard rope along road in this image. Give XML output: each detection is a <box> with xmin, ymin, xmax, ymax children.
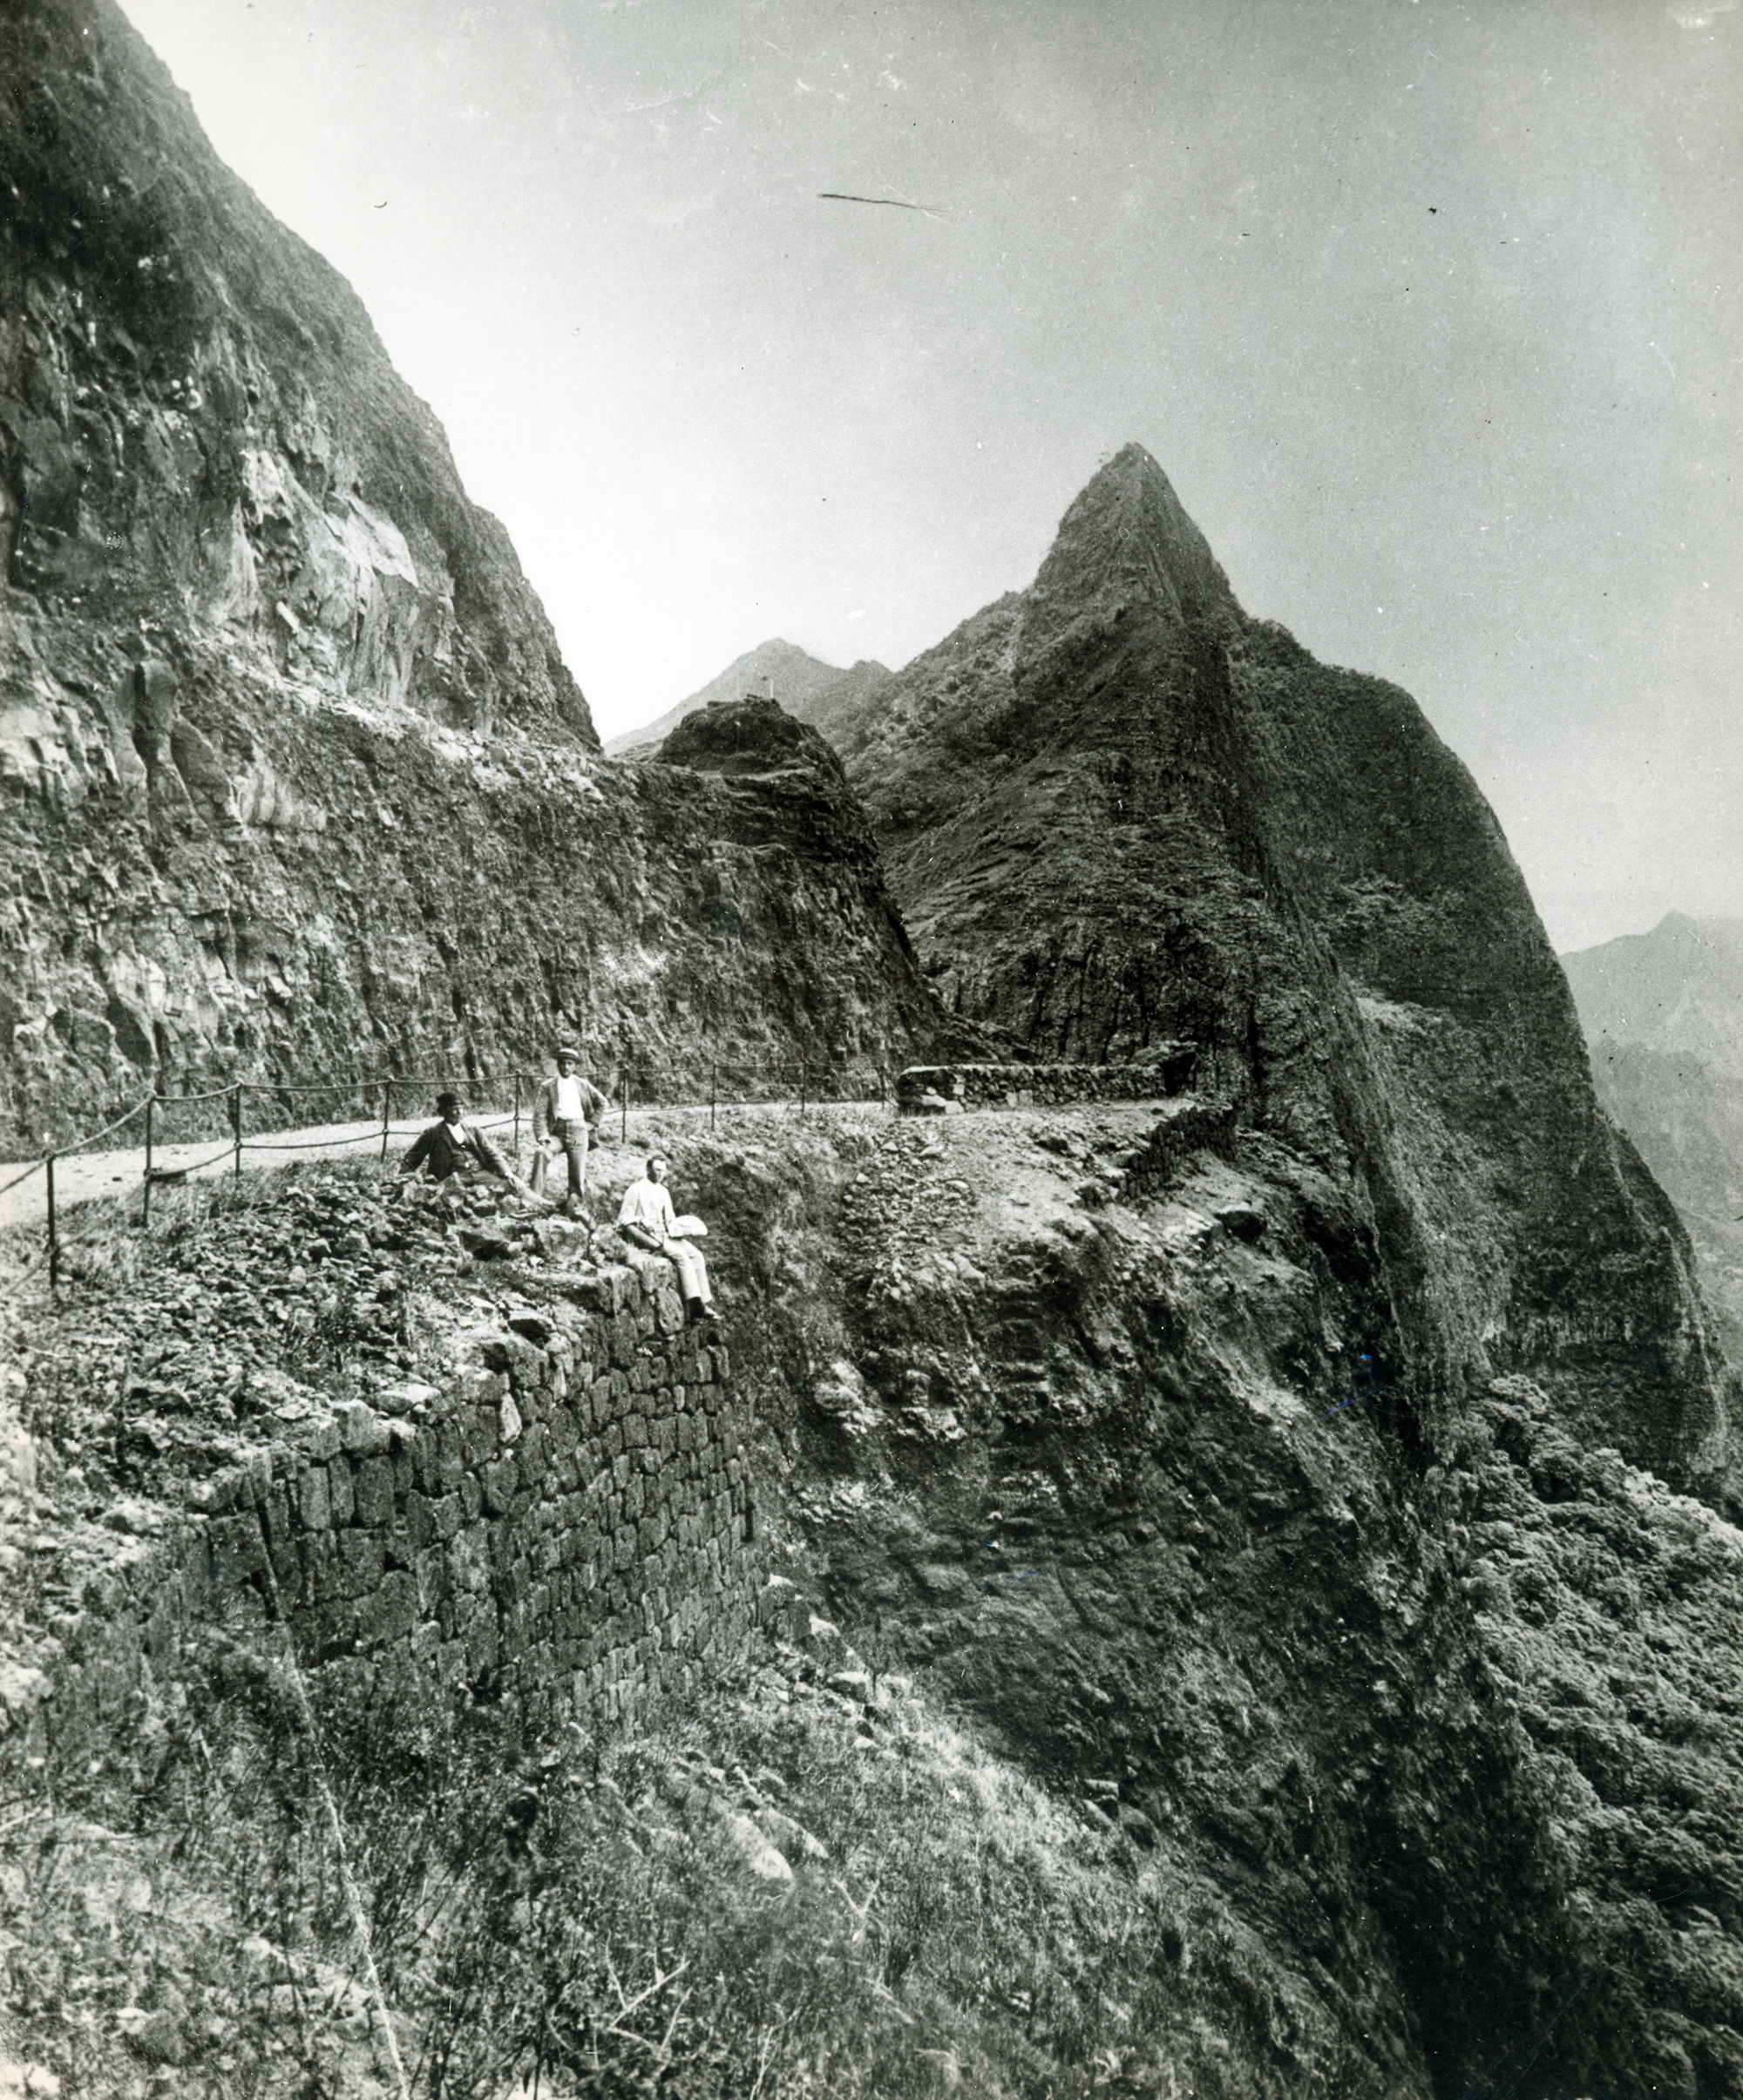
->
<box><xmin>0</xmin><ymin>1057</ymin><xmax>895</xmax><ymax>1284</ymax></box>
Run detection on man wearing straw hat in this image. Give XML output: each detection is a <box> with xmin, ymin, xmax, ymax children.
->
<box><xmin>530</xmin><ymin>1045</ymin><xmax>610</xmax><ymax>1219</ymax></box>
<box><xmin>401</xmin><ymin>1090</ymin><xmax>535</xmax><ymax>1194</ymax></box>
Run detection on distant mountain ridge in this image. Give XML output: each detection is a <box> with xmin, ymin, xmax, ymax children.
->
<box><xmin>1563</xmin><ymin>913</ymin><xmax>1743</xmax><ymax>1360</ymax></box>
<box><xmin>1563</xmin><ymin>912</ymin><xmax>1743</xmax><ymax>1074</ymax></box>
<box><xmin>605</xmin><ymin>640</ymin><xmax>892</xmax><ymax>755</ymax></box>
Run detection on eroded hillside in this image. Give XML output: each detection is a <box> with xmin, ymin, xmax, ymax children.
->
<box><xmin>3</xmin><ymin>5</ymin><xmax>1740</xmax><ymax>2093</ymax></box>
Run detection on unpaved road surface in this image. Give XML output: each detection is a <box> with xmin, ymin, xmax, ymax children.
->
<box><xmin>0</xmin><ymin>1101</ymin><xmax>884</xmax><ymax>1232</ymax></box>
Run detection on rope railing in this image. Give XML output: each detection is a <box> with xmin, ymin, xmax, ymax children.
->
<box><xmin>2</xmin><ymin>1053</ymin><xmax>895</xmax><ymax>1286</ymax></box>
<box><xmin>0</xmin><ymin>1160</ymin><xmax>44</xmax><ymax>1203</ymax></box>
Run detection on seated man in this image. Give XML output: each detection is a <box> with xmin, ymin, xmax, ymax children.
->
<box><xmin>616</xmin><ymin>1154</ymin><xmax>716</xmax><ymax>1325</ymax></box>
<box><xmin>530</xmin><ymin>1045</ymin><xmax>611</xmax><ymax>1219</ymax></box>
<box><xmin>401</xmin><ymin>1091</ymin><xmax>538</xmax><ymax>1196</ymax></box>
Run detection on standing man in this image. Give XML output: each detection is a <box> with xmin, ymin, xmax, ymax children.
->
<box><xmin>531</xmin><ymin>1045</ymin><xmax>609</xmax><ymax>1219</ymax></box>
<box><xmin>617</xmin><ymin>1155</ymin><xmax>717</xmax><ymax>1325</ymax></box>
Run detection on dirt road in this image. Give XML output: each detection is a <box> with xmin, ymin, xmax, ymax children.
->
<box><xmin>0</xmin><ymin>1099</ymin><xmax>883</xmax><ymax>1233</ymax></box>
<box><xmin>0</xmin><ymin>1114</ymin><xmax>513</xmax><ymax>1231</ymax></box>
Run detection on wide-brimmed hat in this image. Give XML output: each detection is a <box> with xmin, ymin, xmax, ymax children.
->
<box><xmin>436</xmin><ymin>1090</ymin><xmax>461</xmax><ymax>1110</ymax></box>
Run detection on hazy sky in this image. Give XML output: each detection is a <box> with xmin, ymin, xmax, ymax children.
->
<box><xmin>119</xmin><ymin>0</ymin><xmax>1739</xmax><ymax>952</ymax></box>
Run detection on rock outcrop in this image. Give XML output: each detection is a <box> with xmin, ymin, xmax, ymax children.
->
<box><xmin>10</xmin><ymin>1103</ymin><xmax>1743</xmax><ymax>2099</ymax></box>
<box><xmin>4</xmin><ymin>3</ymin><xmax>1742</xmax><ymax>2086</ymax></box>
<box><xmin>763</xmin><ymin>1106</ymin><xmax>1743</xmax><ymax>2098</ymax></box>
<box><xmin>0</xmin><ymin>0</ymin><xmax>586</xmax><ymax>742</ymax></box>
<box><xmin>0</xmin><ymin>0</ymin><xmax>969</xmax><ymax>1145</ymax></box>
<box><xmin>822</xmin><ymin>445</ymin><xmax>1735</xmax><ymax>1491</ymax></box>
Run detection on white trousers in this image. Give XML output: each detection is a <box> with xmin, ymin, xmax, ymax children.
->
<box><xmin>661</xmin><ymin>1237</ymin><xmax>710</xmax><ymax>1304</ymax></box>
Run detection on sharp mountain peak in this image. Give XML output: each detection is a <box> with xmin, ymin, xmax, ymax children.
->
<box><xmin>1025</xmin><ymin>442</ymin><xmax>1243</xmax><ymax>642</ymax></box>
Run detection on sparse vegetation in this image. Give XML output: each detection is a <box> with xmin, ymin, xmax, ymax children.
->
<box><xmin>3</xmin><ymin>1618</ymin><xmax>1360</xmax><ymax>2100</ymax></box>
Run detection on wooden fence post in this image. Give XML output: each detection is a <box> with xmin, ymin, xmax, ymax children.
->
<box><xmin>232</xmin><ymin>1084</ymin><xmax>243</xmax><ymax>1180</ymax></box>
<box><xmin>380</xmin><ymin>1080</ymin><xmax>392</xmax><ymax>1164</ymax></box>
<box><xmin>621</xmin><ymin>1068</ymin><xmax>628</xmax><ymax>1144</ymax></box>
<box><xmin>710</xmin><ymin>1060</ymin><xmax>716</xmax><ymax>1134</ymax></box>
<box><xmin>141</xmin><ymin>1094</ymin><xmax>155</xmax><ymax>1228</ymax></box>
<box><xmin>45</xmin><ymin>1153</ymin><xmax>58</xmax><ymax>1288</ymax></box>
<box><xmin>512</xmin><ymin>1072</ymin><xmax>522</xmax><ymax>1156</ymax></box>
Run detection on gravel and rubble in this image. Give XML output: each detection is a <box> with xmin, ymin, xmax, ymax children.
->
<box><xmin>4</xmin><ymin>1164</ymin><xmax>618</xmax><ymax>1513</ymax></box>
<box><xmin>0</xmin><ymin>1154</ymin><xmax>756</xmax><ymax>1787</ymax></box>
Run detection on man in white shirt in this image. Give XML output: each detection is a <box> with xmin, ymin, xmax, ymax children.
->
<box><xmin>531</xmin><ymin>1046</ymin><xmax>609</xmax><ymax>1218</ymax></box>
<box><xmin>617</xmin><ymin>1155</ymin><xmax>716</xmax><ymax>1324</ymax></box>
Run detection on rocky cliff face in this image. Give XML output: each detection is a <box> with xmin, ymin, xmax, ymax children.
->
<box><xmin>0</xmin><ymin>0</ymin><xmax>585</xmax><ymax>742</ymax></box>
<box><xmin>8</xmin><ymin>1098</ymin><xmax>1743</xmax><ymax>2099</ymax></box>
<box><xmin>0</xmin><ymin>0</ymin><xmax>967</xmax><ymax>1145</ymax></box>
<box><xmin>5</xmin><ymin>6</ymin><xmax>1742</xmax><ymax>2088</ymax></box>
<box><xmin>823</xmin><ymin>446</ymin><xmax>1735</xmax><ymax>1493</ymax></box>
<box><xmin>730</xmin><ymin>1103</ymin><xmax>1743</xmax><ymax>2098</ymax></box>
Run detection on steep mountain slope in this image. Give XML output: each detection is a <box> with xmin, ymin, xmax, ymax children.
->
<box><xmin>0</xmin><ymin>0</ymin><xmax>585</xmax><ymax>742</ymax></box>
<box><xmin>1564</xmin><ymin>915</ymin><xmax>1743</xmax><ymax>1360</ymax></box>
<box><xmin>782</xmin><ymin>1106</ymin><xmax>1743</xmax><ymax>2098</ymax></box>
<box><xmin>824</xmin><ymin>446</ymin><xmax>1734</xmax><ymax>1491</ymax></box>
<box><xmin>7</xmin><ymin>1105</ymin><xmax>1742</xmax><ymax>2099</ymax></box>
<box><xmin>0</xmin><ymin>0</ymin><xmax>967</xmax><ymax>1146</ymax></box>
<box><xmin>605</xmin><ymin>639</ymin><xmax>892</xmax><ymax>756</ymax></box>
<box><xmin>3</xmin><ymin>4</ymin><xmax>1741</xmax><ymax>2086</ymax></box>
<box><xmin>796</xmin><ymin>652</ymin><xmax>899</xmax><ymax>752</ymax></box>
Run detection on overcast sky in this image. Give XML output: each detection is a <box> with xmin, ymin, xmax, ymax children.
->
<box><xmin>120</xmin><ymin>0</ymin><xmax>1739</xmax><ymax>952</ymax></box>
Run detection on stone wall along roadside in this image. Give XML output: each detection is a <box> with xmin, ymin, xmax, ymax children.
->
<box><xmin>895</xmin><ymin>1052</ymin><xmax>1198</xmax><ymax>1115</ymax></box>
<box><xmin>17</xmin><ymin>1256</ymin><xmax>762</xmax><ymax>1778</ymax></box>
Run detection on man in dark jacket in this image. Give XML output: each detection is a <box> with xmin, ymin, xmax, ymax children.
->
<box><xmin>401</xmin><ymin>1092</ymin><xmax>531</xmax><ymax>1190</ymax></box>
<box><xmin>530</xmin><ymin>1046</ymin><xmax>610</xmax><ymax>1218</ymax></box>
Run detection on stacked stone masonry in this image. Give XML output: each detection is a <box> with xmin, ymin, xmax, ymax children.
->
<box><xmin>31</xmin><ymin>1258</ymin><xmax>763</xmax><ymax>1768</ymax></box>
<box><xmin>896</xmin><ymin>1053</ymin><xmax>1197</xmax><ymax>1114</ymax></box>
<box><xmin>1079</xmin><ymin>1099</ymin><xmax>1241</xmax><ymax>1209</ymax></box>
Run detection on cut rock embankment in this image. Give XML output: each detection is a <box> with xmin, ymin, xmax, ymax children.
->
<box><xmin>0</xmin><ymin>0</ymin><xmax>979</xmax><ymax>1151</ymax></box>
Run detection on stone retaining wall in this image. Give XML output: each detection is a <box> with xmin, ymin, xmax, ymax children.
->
<box><xmin>30</xmin><ymin>1257</ymin><xmax>761</xmax><ymax>1770</ymax></box>
<box><xmin>896</xmin><ymin>1052</ymin><xmax>1197</xmax><ymax>1114</ymax></box>
<box><xmin>1087</xmin><ymin>1099</ymin><xmax>1241</xmax><ymax>1208</ymax></box>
